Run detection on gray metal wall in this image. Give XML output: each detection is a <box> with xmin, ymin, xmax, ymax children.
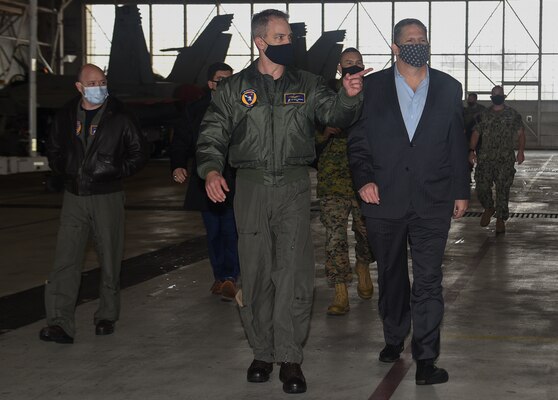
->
<box><xmin>498</xmin><ymin>101</ymin><xmax>558</xmax><ymax>149</ymax></box>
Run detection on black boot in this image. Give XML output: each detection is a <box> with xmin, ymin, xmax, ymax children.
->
<box><xmin>246</xmin><ymin>359</ymin><xmax>273</xmax><ymax>383</ymax></box>
<box><xmin>279</xmin><ymin>362</ymin><xmax>307</xmax><ymax>394</ymax></box>
<box><xmin>39</xmin><ymin>325</ymin><xmax>73</xmax><ymax>344</ymax></box>
<box><xmin>379</xmin><ymin>342</ymin><xmax>404</xmax><ymax>363</ymax></box>
<box><xmin>415</xmin><ymin>359</ymin><xmax>449</xmax><ymax>385</ymax></box>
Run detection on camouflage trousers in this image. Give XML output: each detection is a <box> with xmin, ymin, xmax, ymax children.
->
<box><xmin>320</xmin><ymin>196</ymin><xmax>375</xmax><ymax>285</ymax></box>
<box><xmin>475</xmin><ymin>159</ymin><xmax>516</xmax><ymax>220</ymax></box>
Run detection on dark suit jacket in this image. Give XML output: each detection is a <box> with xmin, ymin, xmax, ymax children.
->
<box><xmin>170</xmin><ymin>91</ymin><xmax>235</xmax><ymax>212</ymax></box>
<box><xmin>348</xmin><ymin>66</ymin><xmax>470</xmax><ymax>220</ymax></box>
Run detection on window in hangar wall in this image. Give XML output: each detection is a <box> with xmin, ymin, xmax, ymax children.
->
<box><xmin>85</xmin><ymin>0</ymin><xmax>558</xmax><ymax>100</ymax></box>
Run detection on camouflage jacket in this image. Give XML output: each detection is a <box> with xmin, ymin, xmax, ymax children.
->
<box><xmin>474</xmin><ymin>105</ymin><xmax>523</xmax><ymax>163</ymax></box>
<box><xmin>463</xmin><ymin>103</ymin><xmax>486</xmax><ymax>135</ymax></box>
<box><xmin>316</xmin><ymin>125</ymin><xmax>356</xmax><ymax>198</ymax></box>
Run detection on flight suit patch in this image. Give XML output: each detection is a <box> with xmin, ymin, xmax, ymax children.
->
<box><xmin>284</xmin><ymin>93</ymin><xmax>306</xmax><ymax>104</ymax></box>
<box><xmin>241</xmin><ymin>89</ymin><xmax>257</xmax><ymax>108</ymax></box>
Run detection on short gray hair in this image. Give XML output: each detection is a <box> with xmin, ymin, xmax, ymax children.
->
<box><xmin>251</xmin><ymin>9</ymin><xmax>289</xmax><ymax>39</ymax></box>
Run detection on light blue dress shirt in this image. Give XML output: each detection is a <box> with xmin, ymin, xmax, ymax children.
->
<box><xmin>394</xmin><ymin>65</ymin><xmax>429</xmax><ymax>141</ymax></box>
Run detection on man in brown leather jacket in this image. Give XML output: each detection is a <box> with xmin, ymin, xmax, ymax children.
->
<box><xmin>39</xmin><ymin>64</ymin><xmax>149</xmax><ymax>344</ymax></box>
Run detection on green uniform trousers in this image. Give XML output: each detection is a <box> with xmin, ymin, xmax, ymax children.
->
<box><xmin>320</xmin><ymin>196</ymin><xmax>374</xmax><ymax>285</ymax></box>
<box><xmin>45</xmin><ymin>191</ymin><xmax>125</xmax><ymax>337</ymax></box>
<box><xmin>234</xmin><ymin>174</ymin><xmax>314</xmax><ymax>364</ymax></box>
<box><xmin>475</xmin><ymin>159</ymin><xmax>516</xmax><ymax>220</ymax></box>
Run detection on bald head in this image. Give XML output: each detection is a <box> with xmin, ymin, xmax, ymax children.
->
<box><xmin>75</xmin><ymin>63</ymin><xmax>108</xmax><ymax>109</ymax></box>
<box><xmin>77</xmin><ymin>64</ymin><xmax>106</xmax><ymax>85</ymax></box>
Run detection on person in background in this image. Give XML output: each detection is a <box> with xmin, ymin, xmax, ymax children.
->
<box><xmin>170</xmin><ymin>62</ymin><xmax>240</xmax><ymax>301</ymax></box>
<box><xmin>469</xmin><ymin>85</ymin><xmax>525</xmax><ymax>234</ymax></box>
<box><xmin>40</xmin><ymin>63</ymin><xmax>149</xmax><ymax>344</ymax></box>
<box><xmin>463</xmin><ymin>92</ymin><xmax>486</xmax><ymax>146</ymax></box>
<box><xmin>316</xmin><ymin>47</ymin><xmax>375</xmax><ymax>316</ymax></box>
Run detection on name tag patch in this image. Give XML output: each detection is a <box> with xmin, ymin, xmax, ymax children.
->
<box><xmin>284</xmin><ymin>93</ymin><xmax>306</xmax><ymax>104</ymax></box>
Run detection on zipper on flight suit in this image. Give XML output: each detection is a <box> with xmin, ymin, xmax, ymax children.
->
<box><xmin>264</xmin><ymin>75</ymin><xmax>276</xmax><ymax>186</ymax></box>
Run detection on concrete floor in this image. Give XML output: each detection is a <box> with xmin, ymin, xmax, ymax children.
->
<box><xmin>0</xmin><ymin>152</ymin><xmax>557</xmax><ymax>400</ymax></box>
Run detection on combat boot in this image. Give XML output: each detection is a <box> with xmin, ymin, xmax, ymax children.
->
<box><xmin>496</xmin><ymin>218</ymin><xmax>505</xmax><ymax>234</ymax></box>
<box><xmin>327</xmin><ymin>283</ymin><xmax>349</xmax><ymax>315</ymax></box>
<box><xmin>355</xmin><ymin>261</ymin><xmax>374</xmax><ymax>300</ymax></box>
<box><xmin>480</xmin><ymin>208</ymin><xmax>495</xmax><ymax>227</ymax></box>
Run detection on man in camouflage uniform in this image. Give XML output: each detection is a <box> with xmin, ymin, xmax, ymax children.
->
<box><xmin>463</xmin><ymin>92</ymin><xmax>486</xmax><ymax>149</ymax></box>
<box><xmin>463</xmin><ymin>93</ymin><xmax>486</xmax><ymax>178</ymax></box>
<box><xmin>317</xmin><ymin>47</ymin><xmax>375</xmax><ymax>316</ymax></box>
<box><xmin>469</xmin><ymin>85</ymin><xmax>525</xmax><ymax>233</ymax></box>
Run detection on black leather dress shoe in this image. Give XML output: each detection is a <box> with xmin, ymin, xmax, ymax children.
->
<box><xmin>379</xmin><ymin>342</ymin><xmax>404</xmax><ymax>363</ymax></box>
<box><xmin>39</xmin><ymin>325</ymin><xmax>73</xmax><ymax>344</ymax></box>
<box><xmin>279</xmin><ymin>362</ymin><xmax>307</xmax><ymax>394</ymax></box>
<box><xmin>246</xmin><ymin>360</ymin><xmax>273</xmax><ymax>383</ymax></box>
<box><xmin>415</xmin><ymin>360</ymin><xmax>449</xmax><ymax>385</ymax></box>
<box><xmin>95</xmin><ymin>320</ymin><xmax>115</xmax><ymax>336</ymax></box>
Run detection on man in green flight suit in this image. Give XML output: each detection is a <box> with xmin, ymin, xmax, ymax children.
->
<box><xmin>316</xmin><ymin>47</ymin><xmax>375</xmax><ymax>316</ymax></box>
<box><xmin>469</xmin><ymin>85</ymin><xmax>525</xmax><ymax>233</ymax></box>
<box><xmin>40</xmin><ymin>64</ymin><xmax>149</xmax><ymax>343</ymax></box>
<box><xmin>196</xmin><ymin>9</ymin><xmax>370</xmax><ymax>395</ymax></box>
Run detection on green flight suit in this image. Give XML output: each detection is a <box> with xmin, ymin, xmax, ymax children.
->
<box><xmin>197</xmin><ymin>61</ymin><xmax>362</xmax><ymax>363</ymax></box>
<box><xmin>45</xmin><ymin>191</ymin><xmax>125</xmax><ymax>337</ymax></box>
<box><xmin>45</xmin><ymin>96</ymin><xmax>148</xmax><ymax>338</ymax></box>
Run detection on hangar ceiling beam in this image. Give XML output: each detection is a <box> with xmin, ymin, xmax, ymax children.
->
<box><xmin>29</xmin><ymin>0</ymin><xmax>37</xmax><ymax>156</ymax></box>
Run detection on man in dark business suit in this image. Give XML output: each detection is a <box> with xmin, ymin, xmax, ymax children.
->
<box><xmin>348</xmin><ymin>18</ymin><xmax>470</xmax><ymax>385</ymax></box>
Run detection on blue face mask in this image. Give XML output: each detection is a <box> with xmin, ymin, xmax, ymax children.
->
<box><xmin>83</xmin><ymin>85</ymin><xmax>108</xmax><ymax>105</ymax></box>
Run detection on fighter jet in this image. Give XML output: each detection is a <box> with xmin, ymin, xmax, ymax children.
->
<box><xmin>0</xmin><ymin>4</ymin><xmax>347</xmax><ymax>157</ymax></box>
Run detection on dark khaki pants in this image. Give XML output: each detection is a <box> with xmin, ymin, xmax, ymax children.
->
<box><xmin>234</xmin><ymin>175</ymin><xmax>314</xmax><ymax>364</ymax></box>
<box><xmin>45</xmin><ymin>191</ymin><xmax>125</xmax><ymax>337</ymax></box>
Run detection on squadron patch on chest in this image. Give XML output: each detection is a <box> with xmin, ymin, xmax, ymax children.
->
<box><xmin>241</xmin><ymin>89</ymin><xmax>257</xmax><ymax>108</ymax></box>
<box><xmin>75</xmin><ymin>120</ymin><xmax>82</xmax><ymax>136</ymax></box>
<box><xmin>284</xmin><ymin>93</ymin><xmax>306</xmax><ymax>104</ymax></box>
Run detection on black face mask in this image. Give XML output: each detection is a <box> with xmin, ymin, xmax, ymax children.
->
<box><xmin>396</xmin><ymin>43</ymin><xmax>430</xmax><ymax>68</ymax></box>
<box><xmin>263</xmin><ymin>40</ymin><xmax>294</xmax><ymax>66</ymax></box>
<box><xmin>490</xmin><ymin>95</ymin><xmax>505</xmax><ymax>105</ymax></box>
<box><xmin>341</xmin><ymin>65</ymin><xmax>364</xmax><ymax>77</ymax></box>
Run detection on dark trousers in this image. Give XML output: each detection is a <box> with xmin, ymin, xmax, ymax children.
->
<box><xmin>365</xmin><ymin>208</ymin><xmax>450</xmax><ymax>361</ymax></box>
<box><xmin>201</xmin><ymin>207</ymin><xmax>240</xmax><ymax>282</ymax></box>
